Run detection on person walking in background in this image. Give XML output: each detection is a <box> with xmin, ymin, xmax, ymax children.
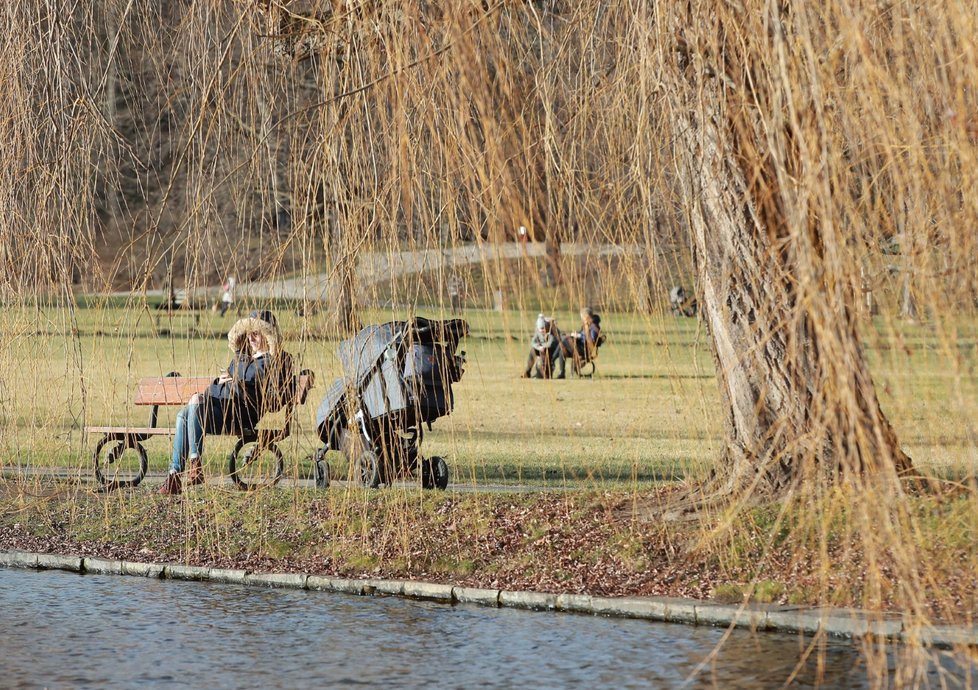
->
<box><xmin>219</xmin><ymin>277</ymin><xmax>235</xmax><ymax>317</ymax></box>
<box><xmin>448</xmin><ymin>270</ymin><xmax>465</xmax><ymax>315</ymax></box>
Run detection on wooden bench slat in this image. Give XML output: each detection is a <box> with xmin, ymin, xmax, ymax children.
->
<box><xmin>133</xmin><ymin>375</ymin><xmax>315</xmax><ymax>406</ymax></box>
<box><xmin>134</xmin><ymin>377</ymin><xmax>214</xmax><ymax>406</ymax></box>
<box><xmin>84</xmin><ymin>426</ymin><xmax>176</xmax><ymax>435</ymax></box>
<box><xmin>84</xmin><ymin>425</ymin><xmax>290</xmax><ymax>435</ymax></box>
<box><xmin>85</xmin><ymin>426</ymin><xmax>289</xmax><ymax>439</ymax></box>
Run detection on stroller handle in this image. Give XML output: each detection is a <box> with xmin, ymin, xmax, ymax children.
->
<box><xmin>410</xmin><ymin>317</ymin><xmax>469</xmax><ymax>342</ymax></box>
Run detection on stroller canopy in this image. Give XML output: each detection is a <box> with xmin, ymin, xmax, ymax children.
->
<box><xmin>338</xmin><ymin>317</ymin><xmax>468</xmax><ymax>386</ymax></box>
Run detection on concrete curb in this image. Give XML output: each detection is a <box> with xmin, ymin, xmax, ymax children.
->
<box><xmin>555</xmin><ymin>593</ymin><xmax>593</xmax><ymax>613</ymax></box>
<box><xmin>500</xmin><ymin>590</ymin><xmax>557</xmax><ymax>610</ymax></box>
<box><xmin>4</xmin><ymin>550</ymin><xmax>975</xmax><ymax>649</ymax></box>
<box><xmin>361</xmin><ymin>578</ymin><xmax>407</xmax><ymax>596</ymax></box>
<box><xmin>4</xmin><ymin>551</ymin><xmax>37</xmax><ymax>568</ymax></box>
<box><xmin>209</xmin><ymin>568</ymin><xmax>249</xmax><ymax>585</ymax></box>
<box><xmin>404</xmin><ymin>581</ymin><xmax>454</xmax><ymax>602</ymax></box>
<box><xmin>164</xmin><ymin>564</ymin><xmax>211</xmax><ymax>581</ymax></box>
<box><xmin>124</xmin><ymin>561</ymin><xmax>166</xmax><ymax>578</ymax></box>
<box><xmin>590</xmin><ymin>595</ymin><xmax>698</xmax><ymax>624</ymax></box>
<box><xmin>307</xmin><ymin>575</ymin><xmax>364</xmax><ymax>595</ymax></box>
<box><xmin>453</xmin><ymin>586</ymin><xmax>500</xmax><ymax>607</ymax></box>
<box><xmin>244</xmin><ymin>572</ymin><xmax>308</xmax><ymax>589</ymax></box>
<box><xmin>37</xmin><ymin>553</ymin><xmax>82</xmax><ymax>572</ymax></box>
<box><xmin>82</xmin><ymin>557</ymin><xmax>123</xmax><ymax>575</ymax></box>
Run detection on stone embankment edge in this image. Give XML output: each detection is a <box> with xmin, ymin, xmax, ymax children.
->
<box><xmin>4</xmin><ymin>551</ymin><xmax>974</xmax><ymax>649</ymax></box>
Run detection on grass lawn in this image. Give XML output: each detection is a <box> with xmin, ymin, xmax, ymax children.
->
<box><xmin>1</xmin><ymin>302</ymin><xmax>976</xmax><ymax>488</ymax></box>
<box><xmin>4</xmin><ymin>301</ymin><xmax>978</xmax><ymax>628</ymax></box>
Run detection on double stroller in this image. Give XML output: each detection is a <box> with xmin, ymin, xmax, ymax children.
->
<box><xmin>314</xmin><ymin>317</ymin><xmax>468</xmax><ymax>489</ymax></box>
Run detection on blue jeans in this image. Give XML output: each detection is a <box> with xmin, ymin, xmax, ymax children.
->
<box><xmin>170</xmin><ymin>400</ymin><xmax>205</xmax><ymax>472</ymax></box>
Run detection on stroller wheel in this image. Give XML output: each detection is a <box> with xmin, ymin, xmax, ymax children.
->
<box><xmin>421</xmin><ymin>456</ymin><xmax>450</xmax><ymax>491</ymax></box>
<box><xmin>355</xmin><ymin>450</ymin><xmax>381</xmax><ymax>488</ymax></box>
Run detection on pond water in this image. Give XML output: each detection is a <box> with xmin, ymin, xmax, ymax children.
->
<box><xmin>1</xmin><ymin>568</ymin><xmax>972</xmax><ymax>689</ymax></box>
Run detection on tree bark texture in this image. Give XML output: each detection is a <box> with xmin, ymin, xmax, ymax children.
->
<box><xmin>661</xmin><ymin>4</ymin><xmax>913</xmax><ymax>495</ymax></box>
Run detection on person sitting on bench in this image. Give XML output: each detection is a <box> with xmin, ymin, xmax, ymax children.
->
<box><xmin>561</xmin><ymin>306</ymin><xmax>603</xmax><ymax>365</ymax></box>
<box><xmin>669</xmin><ymin>285</ymin><xmax>698</xmax><ymax>317</ymax></box>
<box><xmin>159</xmin><ymin>312</ymin><xmax>281</xmax><ymax>495</ymax></box>
<box><xmin>522</xmin><ymin>313</ymin><xmax>565</xmax><ymax>379</ymax></box>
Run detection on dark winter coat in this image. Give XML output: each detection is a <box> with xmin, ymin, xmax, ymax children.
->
<box><xmin>201</xmin><ymin>317</ymin><xmax>283</xmax><ymax>434</ymax></box>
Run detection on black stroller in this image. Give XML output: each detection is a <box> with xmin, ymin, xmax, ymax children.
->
<box><xmin>313</xmin><ymin>317</ymin><xmax>468</xmax><ymax>489</ymax></box>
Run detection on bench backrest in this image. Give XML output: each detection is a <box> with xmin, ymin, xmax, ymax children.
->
<box><xmin>584</xmin><ymin>332</ymin><xmax>606</xmax><ymax>361</ymax></box>
<box><xmin>135</xmin><ymin>374</ymin><xmax>314</xmax><ymax>408</ymax></box>
<box><xmin>135</xmin><ymin>377</ymin><xmax>213</xmax><ymax>406</ymax></box>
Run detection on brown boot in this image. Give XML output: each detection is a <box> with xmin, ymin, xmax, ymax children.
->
<box><xmin>187</xmin><ymin>458</ymin><xmax>205</xmax><ymax>486</ymax></box>
<box><xmin>158</xmin><ymin>471</ymin><xmax>182</xmax><ymax>496</ymax></box>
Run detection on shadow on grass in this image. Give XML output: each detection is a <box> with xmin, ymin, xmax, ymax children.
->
<box><xmin>597</xmin><ymin>373</ymin><xmax>714</xmax><ymax>380</ymax></box>
<box><xmin>297</xmin><ymin>456</ymin><xmax>694</xmax><ymax>488</ymax></box>
<box><xmin>459</xmin><ymin>463</ymin><xmax>694</xmax><ymax>486</ymax></box>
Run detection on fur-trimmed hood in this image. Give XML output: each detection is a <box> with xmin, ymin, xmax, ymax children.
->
<box><xmin>227</xmin><ymin>317</ymin><xmax>279</xmax><ymax>356</ymax></box>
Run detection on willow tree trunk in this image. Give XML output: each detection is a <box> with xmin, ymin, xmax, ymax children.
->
<box><xmin>334</xmin><ymin>229</ymin><xmax>360</xmax><ymax>337</ymax></box>
<box><xmin>662</xmin><ymin>5</ymin><xmax>913</xmax><ymax>497</ymax></box>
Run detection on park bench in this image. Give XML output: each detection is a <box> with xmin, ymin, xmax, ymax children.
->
<box><xmin>85</xmin><ymin>369</ymin><xmax>315</xmax><ymax>492</ymax></box>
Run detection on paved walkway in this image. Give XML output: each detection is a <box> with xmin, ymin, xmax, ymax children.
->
<box><xmin>126</xmin><ymin>242</ymin><xmax>642</xmax><ymax>302</ymax></box>
<box><xmin>244</xmin><ymin>241</ymin><xmax>643</xmax><ymax>301</ymax></box>
<box><xmin>1</xmin><ymin>467</ymin><xmax>558</xmax><ymax>495</ymax></box>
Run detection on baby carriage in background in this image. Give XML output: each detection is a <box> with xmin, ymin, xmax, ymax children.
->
<box><xmin>314</xmin><ymin>317</ymin><xmax>468</xmax><ymax>489</ymax></box>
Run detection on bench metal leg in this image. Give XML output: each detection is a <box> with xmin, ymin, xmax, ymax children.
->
<box><xmin>313</xmin><ymin>447</ymin><xmax>330</xmax><ymax>489</ymax></box>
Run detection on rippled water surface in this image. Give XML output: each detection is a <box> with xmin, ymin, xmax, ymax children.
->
<box><xmin>1</xmin><ymin>568</ymin><xmax>972</xmax><ymax>689</ymax></box>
